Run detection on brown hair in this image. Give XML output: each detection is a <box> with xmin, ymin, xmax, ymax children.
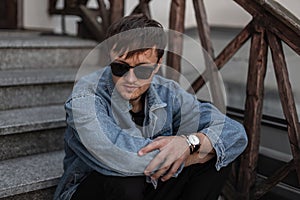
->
<box><xmin>106</xmin><ymin>14</ymin><xmax>167</xmax><ymax>61</ymax></box>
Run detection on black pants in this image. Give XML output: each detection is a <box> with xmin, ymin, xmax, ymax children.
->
<box><xmin>71</xmin><ymin>159</ymin><xmax>231</xmax><ymax>200</ymax></box>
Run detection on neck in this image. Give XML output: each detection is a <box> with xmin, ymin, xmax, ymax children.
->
<box><xmin>130</xmin><ymin>96</ymin><xmax>143</xmax><ymax>113</ymax></box>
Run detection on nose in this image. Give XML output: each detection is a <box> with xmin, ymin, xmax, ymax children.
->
<box><xmin>124</xmin><ymin>68</ymin><xmax>138</xmax><ymax>83</ymax></box>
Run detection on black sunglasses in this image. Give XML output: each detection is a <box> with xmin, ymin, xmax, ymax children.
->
<box><xmin>110</xmin><ymin>61</ymin><xmax>157</xmax><ymax>80</ymax></box>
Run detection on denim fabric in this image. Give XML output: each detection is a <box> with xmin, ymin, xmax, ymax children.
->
<box><xmin>54</xmin><ymin>67</ymin><xmax>248</xmax><ymax>200</ymax></box>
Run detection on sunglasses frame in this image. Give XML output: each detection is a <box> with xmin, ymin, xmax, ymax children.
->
<box><xmin>110</xmin><ymin>61</ymin><xmax>158</xmax><ymax>80</ymax></box>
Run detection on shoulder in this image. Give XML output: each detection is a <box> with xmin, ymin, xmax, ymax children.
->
<box><xmin>67</xmin><ymin>67</ymin><xmax>110</xmax><ymax>102</ymax></box>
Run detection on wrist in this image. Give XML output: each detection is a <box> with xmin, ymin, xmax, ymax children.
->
<box><xmin>181</xmin><ymin>135</ymin><xmax>192</xmax><ymax>154</ymax></box>
<box><xmin>181</xmin><ymin>134</ymin><xmax>201</xmax><ymax>154</ymax></box>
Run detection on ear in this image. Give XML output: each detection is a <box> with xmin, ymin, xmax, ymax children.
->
<box><xmin>153</xmin><ymin>57</ymin><xmax>163</xmax><ymax>74</ymax></box>
<box><xmin>157</xmin><ymin>57</ymin><xmax>163</xmax><ymax>64</ymax></box>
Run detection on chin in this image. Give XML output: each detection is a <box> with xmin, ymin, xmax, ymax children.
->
<box><xmin>120</xmin><ymin>91</ymin><xmax>140</xmax><ymax>101</ymax></box>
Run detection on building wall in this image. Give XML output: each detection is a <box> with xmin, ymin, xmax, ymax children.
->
<box><xmin>23</xmin><ymin>0</ymin><xmax>300</xmax><ymax>34</ymax></box>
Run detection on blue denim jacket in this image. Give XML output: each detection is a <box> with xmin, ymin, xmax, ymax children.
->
<box><xmin>54</xmin><ymin>67</ymin><xmax>248</xmax><ymax>200</ymax></box>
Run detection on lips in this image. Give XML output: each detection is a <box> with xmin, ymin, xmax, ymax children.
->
<box><xmin>123</xmin><ymin>84</ymin><xmax>139</xmax><ymax>92</ymax></box>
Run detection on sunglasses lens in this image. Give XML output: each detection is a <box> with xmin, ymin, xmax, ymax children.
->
<box><xmin>134</xmin><ymin>66</ymin><xmax>155</xmax><ymax>79</ymax></box>
<box><xmin>110</xmin><ymin>62</ymin><xmax>129</xmax><ymax>77</ymax></box>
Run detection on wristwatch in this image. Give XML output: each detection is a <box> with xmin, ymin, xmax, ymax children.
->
<box><xmin>183</xmin><ymin>135</ymin><xmax>201</xmax><ymax>154</ymax></box>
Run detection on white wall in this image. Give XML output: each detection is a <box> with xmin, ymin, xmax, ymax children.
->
<box><xmin>24</xmin><ymin>0</ymin><xmax>57</xmax><ymax>31</ymax></box>
<box><xmin>23</xmin><ymin>0</ymin><xmax>300</xmax><ymax>34</ymax></box>
<box><xmin>23</xmin><ymin>0</ymin><xmax>79</xmax><ymax>33</ymax></box>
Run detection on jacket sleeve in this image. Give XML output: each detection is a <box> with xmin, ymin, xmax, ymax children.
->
<box><xmin>65</xmin><ymin>94</ymin><xmax>158</xmax><ymax>176</ymax></box>
<box><xmin>172</xmin><ymin>84</ymin><xmax>248</xmax><ymax>171</ymax></box>
<box><xmin>197</xmin><ymin>102</ymin><xmax>248</xmax><ymax>170</ymax></box>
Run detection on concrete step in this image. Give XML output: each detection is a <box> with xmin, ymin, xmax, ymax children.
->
<box><xmin>0</xmin><ymin>68</ymin><xmax>77</xmax><ymax>110</ymax></box>
<box><xmin>0</xmin><ymin>105</ymin><xmax>66</xmax><ymax>160</ymax></box>
<box><xmin>0</xmin><ymin>150</ymin><xmax>64</xmax><ymax>199</ymax></box>
<box><xmin>0</xmin><ymin>32</ymin><xmax>97</xmax><ymax>70</ymax></box>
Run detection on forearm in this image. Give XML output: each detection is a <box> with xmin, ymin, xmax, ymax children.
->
<box><xmin>66</xmin><ymin>95</ymin><xmax>159</xmax><ymax>176</ymax></box>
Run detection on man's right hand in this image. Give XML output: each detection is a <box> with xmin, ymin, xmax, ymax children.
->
<box><xmin>138</xmin><ymin>135</ymin><xmax>190</xmax><ymax>182</ymax></box>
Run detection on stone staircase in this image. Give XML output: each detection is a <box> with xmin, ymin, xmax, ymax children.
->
<box><xmin>0</xmin><ymin>31</ymin><xmax>97</xmax><ymax>200</ymax></box>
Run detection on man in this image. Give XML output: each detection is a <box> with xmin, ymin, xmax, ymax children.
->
<box><xmin>54</xmin><ymin>15</ymin><xmax>247</xmax><ymax>200</ymax></box>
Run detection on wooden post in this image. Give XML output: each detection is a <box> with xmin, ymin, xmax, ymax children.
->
<box><xmin>109</xmin><ymin>0</ymin><xmax>124</xmax><ymax>24</ymax></box>
<box><xmin>48</xmin><ymin>0</ymin><xmax>58</xmax><ymax>14</ymax></box>
<box><xmin>79</xmin><ymin>5</ymin><xmax>105</xmax><ymax>41</ymax></box>
<box><xmin>166</xmin><ymin>0</ymin><xmax>185</xmax><ymax>82</ymax></box>
<box><xmin>97</xmin><ymin>0</ymin><xmax>110</xmax><ymax>29</ymax></box>
<box><xmin>267</xmin><ymin>31</ymin><xmax>300</xmax><ymax>184</ymax></box>
<box><xmin>192</xmin><ymin>0</ymin><xmax>214</xmax><ymax>57</ymax></box>
<box><xmin>131</xmin><ymin>0</ymin><xmax>152</xmax><ymax>18</ymax></box>
<box><xmin>236</xmin><ymin>24</ymin><xmax>268</xmax><ymax>199</ymax></box>
<box><xmin>192</xmin><ymin>0</ymin><xmax>225</xmax><ymax>108</ymax></box>
<box><xmin>0</xmin><ymin>0</ymin><xmax>18</xmax><ymax>29</ymax></box>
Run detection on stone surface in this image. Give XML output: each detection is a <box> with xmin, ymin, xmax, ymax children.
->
<box><xmin>0</xmin><ymin>33</ymin><xmax>97</xmax><ymax>70</ymax></box>
<box><xmin>0</xmin><ymin>105</ymin><xmax>65</xmax><ymax>136</ymax></box>
<box><xmin>0</xmin><ymin>150</ymin><xmax>64</xmax><ymax>198</ymax></box>
<box><xmin>0</xmin><ymin>68</ymin><xmax>77</xmax><ymax>87</ymax></box>
<box><xmin>0</xmin><ymin>31</ymin><xmax>95</xmax><ymax>200</ymax></box>
<box><xmin>0</xmin><ymin>83</ymin><xmax>72</xmax><ymax>110</ymax></box>
<box><xmin>0</xmin><ymin>48</ymin><xmax>92</xmax><ymax>70</ymax></box>
<box><xmin>0</xmin><ymin>68</ymin><xmax>77</xmax><ymax>110</ymax></box>
<box><xmin>0</xmin><ymin>128</ymin><xmax>65</xmax><ymax>161</ymax></box>
<box><xmin>0</xmin><ymin>187</ymin><xmax>56</xmax><ymax>200</ymax></box>
<box><xmin>0</xmin><ymin>33</ymin><xmax>97</xmax><ymax>48</ymax></box>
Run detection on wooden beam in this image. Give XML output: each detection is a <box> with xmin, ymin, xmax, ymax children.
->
<box><xmin>267</xmin><ymin>31</ymin><xmax>300</xmax><ymax>185</ymax></box>
<box><xmin>97</xmin><ymin>0</ymin><xmax>109</xmax><ymax>29</ymax></box>
<box><xmin>254</xmin><ymin>160</ymin><xmax>295</xmax><ymax>199</ymax></box>
<box><xmin>214</xmin><ymin>21</ymin><xmax>253</xmax><ymax>70</ymax></box>
<box><xmin>166</xmin><ymin>0</ymin><xmax>185</xmax><ymax>82</ymax></box>
<box><xmin>236</xmin><ymin>24</ymin><xmax>268</xmax><ymax>199</ymax></box>
<box><xmin>234</xmin><ymin>0</ymin><xmax>300</xmax><ymax>55</ymax></box>
<box><xmin>188</xmin><ymin>21</ymin><xmax>253</xmax><ymax>93</ymax></box>
<box><xmin>79</xmin><ymin>5</ymin><xmax>105</xmax><ymax>42</ymax></box>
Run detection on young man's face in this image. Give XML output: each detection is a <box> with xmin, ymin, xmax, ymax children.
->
<box><xmin>111</xmin><ymin>48</ymin><xmax>160</xmax><ymax>102</ymax></box>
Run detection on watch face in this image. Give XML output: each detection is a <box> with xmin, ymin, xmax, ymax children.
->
<box><xmin>188</xmin><ymin>135</ymin><xmax>199</xmax><ymax>145</ymax></box>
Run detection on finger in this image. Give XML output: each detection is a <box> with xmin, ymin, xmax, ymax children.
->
<box><xmin>161</xmin><ymin>160</ymin><xmax>183</xmax><ymax>182</ymax></box>
<box><xmin>150</xmin><ymin>164</ymin><xmax>171</xmax><ymax>180</ymax></box>
<box><xmin>144</xmin><ymin>152</ymin><xmax>167</xmax><ymax>176</ymax></box>
<box><xmin>138</xmin><ymin>139</ymin><xmax>164</xmax><ymax>156</ymax></box>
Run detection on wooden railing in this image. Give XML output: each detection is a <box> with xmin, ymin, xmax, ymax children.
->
<box><xmin>49</xmin><ymin>0</ymin><xmax>124</xmax><ymax>40</ymax></box>
<box><xmin>49</xmin><ymin>0</ymin><xmax>300</xmax><ymax>199</ymax></box>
